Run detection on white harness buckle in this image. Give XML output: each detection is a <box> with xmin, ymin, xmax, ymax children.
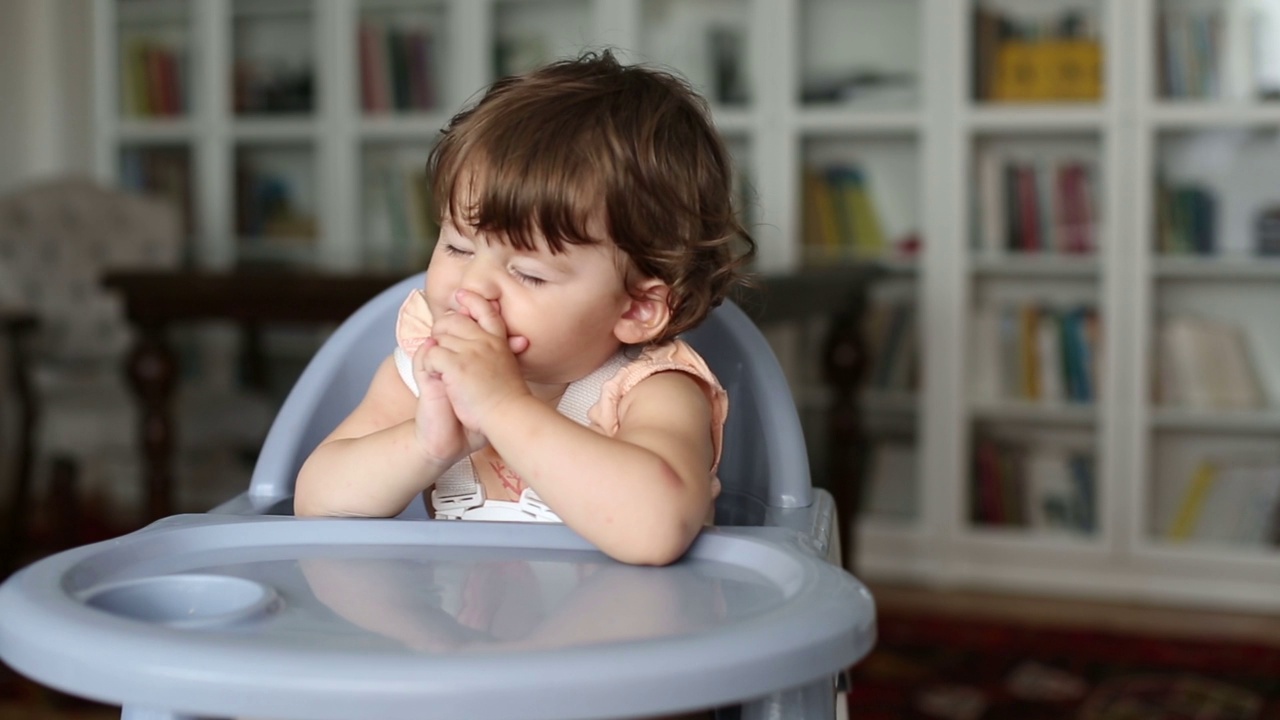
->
<box><xmin>517</xmin><ymin>489</ymin><xmax>561</xmax><ymax>522</ymax></box>
<box><xmin>431</xmin><ymin>483</ymin><xmax>486</xmax><ymax>520</ymax></box>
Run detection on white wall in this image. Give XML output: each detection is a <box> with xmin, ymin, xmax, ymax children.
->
<box><xmin>0</xmin><ymin>0</ymin><xmax>95</xmax><ymax>194</ymax></box>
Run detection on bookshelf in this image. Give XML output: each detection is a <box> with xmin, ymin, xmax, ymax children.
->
<box><xmin>92</xmin><ymin>0</ymin><xmax>1280</xmax><ymax>610</ymax></box>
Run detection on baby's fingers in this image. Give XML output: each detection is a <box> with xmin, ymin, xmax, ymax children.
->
<box><xmin>412</xmin><ymin>338</ymin><xmax>441</xmax><ymax>383</ymax></box>
<box><xmin>453</xmin><ymin>289</ymin><xmax>529</xmax><ymax>354</ymax></box>
<box><xmin>454</xmin><ymin>290</ymin><xmax>508</xmax><ymax>338</ymax></box>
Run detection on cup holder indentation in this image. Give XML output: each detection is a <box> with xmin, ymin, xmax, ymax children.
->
<box><xmin>81</xmin><ymin>574</ymin><xmax>280</xmax><ymax>629</ymax></box>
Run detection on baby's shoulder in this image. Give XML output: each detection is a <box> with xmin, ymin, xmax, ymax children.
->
<box><xmin>589</xmin><ymin>340</ymin><xmax>727</xmax><ymax>434</ymax></box>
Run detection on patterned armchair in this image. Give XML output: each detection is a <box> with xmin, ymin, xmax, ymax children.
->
<box><xmin>0</xmin><ymin>177</ymin><xmax>273</xmax><ymax>572</ymax></box>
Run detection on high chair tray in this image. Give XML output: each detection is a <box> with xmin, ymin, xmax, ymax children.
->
<box><xmin>0</xmin><ymin>514</ymin><xmax>875</xmax><ymax>720</ymax></box>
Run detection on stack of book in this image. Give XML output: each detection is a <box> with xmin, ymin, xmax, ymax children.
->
<box><xmin>1166</xmin><ymin>458</ymin><xmax>1280</xmax><ymax>546</ymax></box>
<box><xmin>972</xmin><ymin>302</ymin><xmax>1101</xmax><ymax>405</ymax></box>
<box><xmin>802</xmin><ymin>164</ymin><xmax>887</xmax><ymax>261</ymax></box>
<box><xmin>974</xmin><ymin>150</ymin><xmax>1098</xmax><ymax>255</ymax></box>
<box><xmin>1156</xmin><ymin>316</ymin><xmax>1267</xmax><ymax>410</ymax></box>
<box><xmin>972</xmin><ymin>4</ymin><xmax>1102</xmax><ymax>102</ymax></box>
<box><xmin>1155</xmin><ymin>182</ymin><xmax>1217</xmax><ymax>255</ymax></box>
<box><xmin>971</xmin><ymin>437</ymin><xmax>1096</xmax><ymax>533</ymax></box>
<box><xmin>362</xmin><ymin>147</ymin><xmax>438</xmax><ymax>272</ymax></box>
<box><xmin>1157</xmin><ymin>8</ymin><xmax>1222</xmax><ymax>100</ymax></box>
<box><xmin>864</xmin><ymin>300</ymin><xmax>918</xmax><ymax>395</ymax></box>
<box><xmin>119</xmin><ymin>38</ymin><xmax>188</xmax><ymax>117</ymax></box>
<box><xmin>358</xmin><ymin>20</ymin><xmax>439</xmax><ymax>113</ymax></box>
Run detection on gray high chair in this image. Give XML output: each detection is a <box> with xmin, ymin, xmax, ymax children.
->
<box><xmin>0</xmin><ymin>273</ymin><xmax>877</xmax><ymax>720</ymax></box>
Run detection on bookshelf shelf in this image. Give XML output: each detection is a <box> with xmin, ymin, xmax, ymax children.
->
<box><xmin>117</xmin><ymin>0</ymin><xmax>189</xmax><ymax>23</ymax></box>
<box><xmin>359</xmin><ymin>115</ymin><xmax>453</xmax><ymax>139</ymax></box>
<box><xmin>709</xmin><ymin>109</ymin><xmax>753</xmax><ymax>134</ymax></box>
<box><xmin>1149</xmin><ymin>408</ymin><xmax>1280</xmax><ymax>434</ymax></box>
<box><xmin>796</xmin><ymin>109</ymin><xmax>922</xmax><ymax>134</ymax></box>
<box><xmin>117</xmin><ymin>122</ymin><xmax>196</xmax><ymax>142</ymax></box>
<box><xmin>231</xmin><ymin>120</ymin><xmax>320</xmax><ymax>140</ymax></box>
<box><xmin>1153</xmin><ymin>256</ymin><xmax>1280</xmax><ymax>281</ymax></box>
<box><xmin>875</xmin><ymin>258</ymin><xmax>921</xmax><ymax>276</ymax></box>
<box><xmin>1150</xmin><ymin>103</ymin><xmax>1280</xmax><ymax>128</ymax></box>
<box><xmin>970</xmin><ymin>401</ymin><xmax>1098</xmax><ymax>426</ymax></box>
<box><xmin>966</xmin><ymin>106</ymin><xmax>1106</xmax><ymax>132</ymax></box>
<box><xmin>971</xmin><ymin>255</ymin><xmax>1100</xmax><ymax>278</ymax></box>
<box><xmin>965</xmin><ymin>525</ymin><xmax>1101</xmax><ymax>549</ymax></box>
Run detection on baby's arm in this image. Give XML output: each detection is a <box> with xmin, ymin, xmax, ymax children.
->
<box><xmin>483</xmin><ymin>372</ymin><xmax>715</xmax><ymax>566</ymax></box>
<box><xmin>294</xmin><ymin>355</ymin><xmax>449</xmax><ymax>517</ymax></box>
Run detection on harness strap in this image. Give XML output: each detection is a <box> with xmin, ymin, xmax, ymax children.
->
<box><xmin>431</xmin><ymin>351</ymin><xmax>632</xmax><ymax>519</ymax></box>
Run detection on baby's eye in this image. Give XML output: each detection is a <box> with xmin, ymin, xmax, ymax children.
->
<box><xmin>441</xmin><ymin>243</ymin><xmax>472</xmax><ymax>257</ymax></box>
<box><xmin>512</xmin><ymin>269</ymin><xmax>546</xmax><ymax>287</ymax></box>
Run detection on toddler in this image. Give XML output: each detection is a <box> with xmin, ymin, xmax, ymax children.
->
<box><xmin>295</xmin><ymin>50</ymin><xmax>755</xmax><ymax>566</ymax></box>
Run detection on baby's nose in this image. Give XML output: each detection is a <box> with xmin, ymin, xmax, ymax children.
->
<box><xmin>458</xmin><ymin>262</ymin><xmax>500</xmax><ymax>301</ymax></box>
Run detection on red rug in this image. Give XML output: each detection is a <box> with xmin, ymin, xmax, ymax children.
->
<box><xmin>848</xmin><ymin>613</ymin><xmax>1280</xmax><ymax>720</ymax></box>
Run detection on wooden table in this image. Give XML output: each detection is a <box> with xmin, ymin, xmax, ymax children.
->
<box><xmin>1</xmin><ymin>308</ymin><xmax>38</xmax><ymax>576</ymax></box>
<box><xmin>102</xmin><ymin>270</ymin><xmax>406</xmax><ymax>523</ymax></box>
<box><xmin>103</xmin><ymin>267</ymin><xmax>878</xmax><ymax>561</ymax></box>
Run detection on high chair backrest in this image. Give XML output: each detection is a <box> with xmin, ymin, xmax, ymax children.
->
<box><xmin>248</xmin><ymin>273</ymin><xmax>812</xmax><ymax>520</ymax></box>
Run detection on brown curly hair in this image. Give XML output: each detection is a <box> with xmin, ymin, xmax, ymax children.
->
<box><xmin>428</xmin><ymin>49</ymin><xmax>756</xmax><ymax>341</ymax></box>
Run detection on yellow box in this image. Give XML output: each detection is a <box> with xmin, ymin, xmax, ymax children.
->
<box><xmin>991</xmin><ymin>40</ymin><xmax>1102</xmax><ymax>102</ymax></box>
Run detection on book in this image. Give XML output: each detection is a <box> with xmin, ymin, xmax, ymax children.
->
<box><xmin>1167</xmin><ymin>460</ymin><xmax>1218</xmax><ymax>540</ymax></box>
<box><xmin>1024</xmin><ymin>448</ymin><xmax>1093</xmax><ymax>533</ymax></box>
<box><xmin>972</xmin><ymin>149</ymin><xmax>1098</xmax><ymax>255</ymax></box>
<box><xmin>1158</xmin><ymin>316</ymin><xmax>1265</xmax><ymax>409</ymax></box>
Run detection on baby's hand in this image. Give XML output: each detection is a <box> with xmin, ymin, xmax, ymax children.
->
<box><xmin>425</xmin><ymin>290</ymin><xmax>531</xmax><ymax>432</ymax></box>
<box><xmin>411</xmin><ymin>338</ymin><xmax>483</xmax><ymax>465</ymax></box>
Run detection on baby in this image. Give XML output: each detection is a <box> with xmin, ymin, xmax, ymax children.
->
<box><xmin>295</xmin><ymin>49</ymin><xmax>755</xmax><ymax>566</ymax></box>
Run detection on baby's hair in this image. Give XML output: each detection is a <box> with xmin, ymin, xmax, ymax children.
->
<box><xmin>428</xmin><ymin>49</ymin><xmax>756</xmax><ymax>341</ymax></box>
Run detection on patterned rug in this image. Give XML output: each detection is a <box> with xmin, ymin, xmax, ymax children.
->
<box><xmin>848</xmin><ymin>613</ymin><xmax>1280</xmax><ymax>720</ymax></box>
<box><xmin>6</xmin><ymin>608</ymin><xmax>1280</xmax><ymax>719</ymax></box>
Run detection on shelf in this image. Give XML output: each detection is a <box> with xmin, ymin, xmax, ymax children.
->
<box><xmin>967</xmin><ymin>105</ymin><xmax>1107</xmax><ymax>132</ymax></box>
<box><xmin>231</xmin><ymin>120</ymin><xmax>318</xmax><ymax>141</ymax></box>
<box><xmin>875</xmin><ymin>258</ymin><xmax>921</xmax><ymax>276</ymax></box>
<box><xmin>117</xmin><ymin>0</ymin><xmax>188</xmax><ymax>25</ymax></box>
<box><xmin>359</xmin><ymin>114</ymin><xmax>452</xmax><ymax>139</ymax></box>
<box><xmin>971</xmin><ymin>254</ymin><xmax>1099</xmax><ymax>278</ymax></box>
<box><xmin>963</xmin><ymin>525</ymin><xmax>1101</xmax><ymax>549</ymax></box>
<box><xmin>117</xmin><ymin>120</ymin><xmax>195</xmax><ymax>142</ymax></box>
<box><xmin>1153</xmin><ymin>256</ymin><xmax>1280</xmax><ymax>282</ymax></box>
<box><xmin>1150</xmin><ymin>102</ymin><xmax>1280</xmax><ymax>129</ymax></box>
<box><xmin>231</xmin><ymin>0</ymin><xmax>313</xmax><ymax>21</ymax></box>
<box><xmin>971</xmin><ymin>400</ymin><xmax>1098</xmax><ymax>426</ymax></box>
<box><xmin>710</xmin><ymin>108</ymin><xmax>753</xmax><ymax>135</ymax></box>
<box><xmin>796</xmin><ymin>108</ymin><xmax>922</xmax><ymax>135</ymax></box>
<box><xmin>1150</xmin><ymin>407</ymin><xmax>1280</xmax><ymax>434</ymax></box>
<box><xmin>1140</xmin><ymin>539</ymin><xmax>1280</xmax><ymax>565</ymax></box>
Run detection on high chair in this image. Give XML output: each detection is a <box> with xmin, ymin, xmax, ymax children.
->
<box><xmin>0</xmin><ymin>273</ymin><xmax>877</xmax><ymax>720</ymax></box>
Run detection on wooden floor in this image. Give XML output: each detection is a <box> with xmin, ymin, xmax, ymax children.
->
<box><xmin>869</xmin><ymin>580</ymin><xmax>1280</xmax><ymax>646</ymax></box>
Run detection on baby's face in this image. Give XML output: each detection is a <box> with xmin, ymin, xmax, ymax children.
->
<box><xmin>424</xmin><ymin>220</ymin><xmax>634</xmax><ymax>386</ymax></box>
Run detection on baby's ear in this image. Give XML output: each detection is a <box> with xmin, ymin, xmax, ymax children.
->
<box><xmin>614</xmin><ymin>278</ymin><xmax>672</xmax><ymax>345</ymax></box>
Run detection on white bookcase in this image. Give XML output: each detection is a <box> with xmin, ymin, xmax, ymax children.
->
<box><xmin>92</xmin><ymin>0</ymin><xmax>1280</xmax><ymax>610</ymax></box>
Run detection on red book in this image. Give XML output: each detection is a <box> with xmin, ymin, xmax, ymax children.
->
<box><xmin>157</xmin><ymin>48</ymin><xmax>179</xmax><ymax>116</ymax></box>
<box><xmin>358</xmin><ymin>23</ymin><xmax>378</xmax><ymax>112</ymax></box>
<box><xmin>1016</xmin><ymin>164</ymin><xmax>1041</xmax><ymax>252</ymax></box>
<box><xmin>145</xmin><ymin>44</ymin><xmax>166</xmax><ymax>117</ymax></box>
<box><xmin>406</xmin><ymin>30</ymin><xmax>428</xmax><ymax>110</ymax></box>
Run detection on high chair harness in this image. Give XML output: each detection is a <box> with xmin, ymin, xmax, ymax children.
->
<box><xmin>423</xmin><ymin>350</ymin><xmax>632</xmax><ymax>522</ymax></box>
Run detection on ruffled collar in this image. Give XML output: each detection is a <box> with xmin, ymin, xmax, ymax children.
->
<box><xmin>395</xmin><ymin>289</ymin><xmax>434</xmax><ymax>355</ymax></box>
